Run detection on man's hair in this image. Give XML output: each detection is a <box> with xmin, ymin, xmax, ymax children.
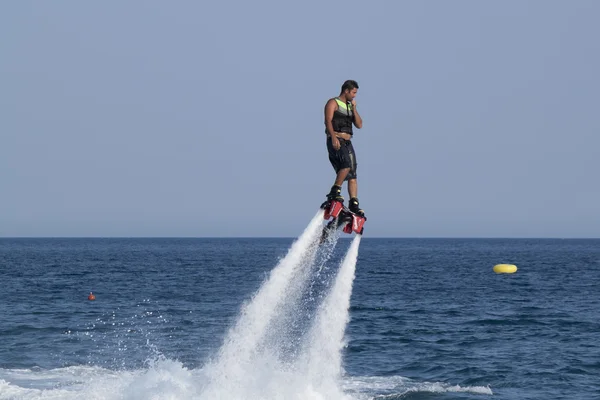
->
<box><xmin>341</xmin><ymin>80</ymin><xmax>359</xmax><ymax>93</ymax></box>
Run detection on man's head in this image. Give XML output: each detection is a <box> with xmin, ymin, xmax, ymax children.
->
<box><xmin>340</xmin><ymin>80</ymin><xmax>359</xmax><ymax>102</ymax></box>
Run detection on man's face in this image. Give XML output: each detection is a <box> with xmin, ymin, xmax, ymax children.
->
<box><xmin>345</xmin><ymin>88</ymin><xmax>358</xmax><ymax>101</ymax></box>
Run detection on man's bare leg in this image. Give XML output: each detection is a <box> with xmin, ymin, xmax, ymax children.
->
<box><xmin>348</xmin><ymin>178</ymin><xmax>358</xmax><ymax>199</ymax></box>
<box><xmin>347</xmin><ymin>178</ymin><xmax>364</xmax><ymax>216</ymax></box>
<box><xmin>335</xmin><ymin>168</ymin><xmax>350</xmax><ymax>187</ymax></box>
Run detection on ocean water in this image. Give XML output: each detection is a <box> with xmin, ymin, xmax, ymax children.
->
<box><xmin>1</xmin><ymin>216</ymin><xmax>599</xmax><ymax>399</ymax></box>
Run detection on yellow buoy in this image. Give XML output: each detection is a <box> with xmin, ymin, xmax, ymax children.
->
<box><xmin>494</xmin><ymin>264</ymin><xmax>517</xmax><ymax>274</ymax></box>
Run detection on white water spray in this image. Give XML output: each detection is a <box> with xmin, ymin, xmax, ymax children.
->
<box><xmin>199</xmin><ymin>209</ymin><xmax>364</xmax><ymax>400</ymax></box>
<box><xmin>303</xmin><ymin>235</ymin><xmax>362</xmax><ymax>394</ymax></box>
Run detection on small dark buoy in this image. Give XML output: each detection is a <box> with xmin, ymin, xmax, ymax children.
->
<box><xmin>88</xmin><ymin>292</ymin><xmax>96</xmax><ymax>301</ymax></box>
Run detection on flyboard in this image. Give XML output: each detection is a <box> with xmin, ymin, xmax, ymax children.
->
<box><xmin>320</xmin><ymin>199</ymin><xmax>366</xmax><ymax>242</ymax></box>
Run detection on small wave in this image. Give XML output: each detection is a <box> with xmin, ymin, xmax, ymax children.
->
<box><xmin>0</xmin><ymin>359</ymin><xmax>201</xmax><ymax>400</ymax></box>
<box><xmin>372</xmin><ymin>383</ymin><xmax>493</xmax><ymax>399</ymax></box>
<box><xmin>343</xmin><ymin>375</ymin><xmax>493</xmax><ymax>399</ymax></box>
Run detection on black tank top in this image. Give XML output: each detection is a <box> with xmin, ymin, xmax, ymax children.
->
<box><xmin>328</xmin><ymin>98</ymin><xmax>354</xmax><ymax>136</ymax></box>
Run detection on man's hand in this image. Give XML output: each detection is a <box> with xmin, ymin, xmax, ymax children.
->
<box><xmin>351</xmin><ymin>99</ymin><xmax>362</xmax><ymax>129</ymax></box>
<box><xmin>332</xmin><ymin>136</ymin><xmax>341</xmax><ymax>150</ymax></box>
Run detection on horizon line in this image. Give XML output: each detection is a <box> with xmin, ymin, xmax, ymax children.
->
<box><xmin>1</xmin><ymin>236</ymin><xmax>599</xmax><ymax>240</ymax></box>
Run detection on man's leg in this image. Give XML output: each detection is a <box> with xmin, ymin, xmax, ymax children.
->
<box><xmin>327</xmin><ymin>167</ymin><xmax>350</xmax><ymax>201</ymax></box>
<box><xmin>348</xmin><ymin>178</ymin><xmax>358</xmax><ymax>199</ymax></box>
<box><xmin>326</xmin><ymin>138</ymin><xmax>352</xmax><ymax>202</ymax></box>
<box><xmin>348</xmin><ymin>179</ymin><xmax>364</xmax><ymax>216</ymax></box>
<box><xmin>345</xmin><ymin>143</ymin><xmax>364</xmax><ymax>216</ymax></box>
<box><xmin>335</xmin><ymin>168</ymin><xmax>351</xmax><ymax>187</ymax></box>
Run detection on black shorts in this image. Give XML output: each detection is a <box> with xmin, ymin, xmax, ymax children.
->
<box><xmin>326</xmin><ymin>137</ymin><xmax>357</xmax><ymax>180</ymax></box>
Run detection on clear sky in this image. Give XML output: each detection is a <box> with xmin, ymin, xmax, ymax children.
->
<box><xmin>2</xmin><ymin>1</ymin><xmax>599</xmax><ymax>238</ymax></box>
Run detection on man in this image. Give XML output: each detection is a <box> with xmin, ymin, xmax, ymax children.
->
<box><xmin>324</xmin><ymin>79</ymin><xmax>365</xmax><ymax>216</ymax></box>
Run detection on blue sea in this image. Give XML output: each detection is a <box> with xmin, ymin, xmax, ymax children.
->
<box><xmin>1</xmin><ymin>213</ymin><xmax>599</xmax><ymax>399</ymax></box>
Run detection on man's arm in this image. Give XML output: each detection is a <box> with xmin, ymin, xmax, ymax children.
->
<box><xmin>351</xmin><ymin>99</ymin><xmax>363</xmax><ymax>129</ymax></box>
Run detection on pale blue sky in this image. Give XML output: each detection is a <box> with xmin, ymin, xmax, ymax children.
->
<box><xmin>2</xmin><ymin>1</ymin><xmax>599</xmax><ymax>237</ymax></box>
